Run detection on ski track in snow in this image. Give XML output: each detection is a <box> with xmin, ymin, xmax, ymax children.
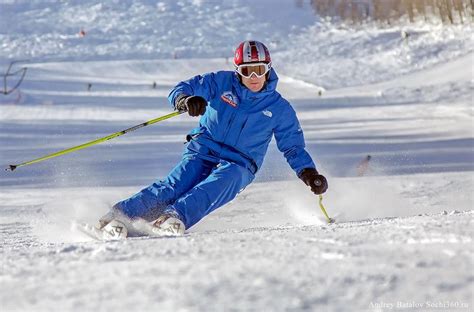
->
<box><xmin>1</xmin><ymin>1</ymin><xmax>473</xmax><ymax>311</ymax></box>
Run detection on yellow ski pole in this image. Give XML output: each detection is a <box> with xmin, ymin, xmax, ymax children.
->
<box><xmin>6</xmin><ymin>111</ymin><xmax>184</xmax><ymax>171</ymax></box>
<box><xmin>313</xmin><ymin>178</ymin><xmax>334</xmax><ymax>223</ymax></box>
<box><xmin>318</xmin><ymin>194</ymin><xmax>335</xmax><ymax>224</ymax></box>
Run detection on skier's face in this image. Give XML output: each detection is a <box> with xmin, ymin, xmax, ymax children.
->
<box><xmin>241</xmin><ymin>74</ymin><xmax>266</xmax><ymax>92</ymax></box>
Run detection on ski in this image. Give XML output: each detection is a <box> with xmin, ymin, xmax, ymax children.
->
<box><xmin>74</xmin><ymin>218</ymin><xmax>184</xmax><ymax>241</ymax></box>
<box><xmin>74</xmin><ymin>220</ymin><xmax>128</xmax><ymax>241</ymax></box>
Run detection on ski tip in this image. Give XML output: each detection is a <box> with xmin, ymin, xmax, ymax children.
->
<box><xmin>6</xmin><ymin>165</ymin><xmax>17</xmax><ymax>172</ymax></box>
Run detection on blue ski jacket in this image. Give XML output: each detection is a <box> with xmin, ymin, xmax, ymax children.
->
<box><xmin>168</xmin><ymin>69</ymin><xmax>316</xmax><ymax>176</ymax></box>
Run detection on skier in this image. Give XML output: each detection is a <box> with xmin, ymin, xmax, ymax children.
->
<box><xmin>99</xmin><ymin>40</ymin><xmax>328</xmax><ymax>236</ymax></box>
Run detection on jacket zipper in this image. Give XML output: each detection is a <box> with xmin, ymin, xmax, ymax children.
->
<box><xmin>222</xmin><ymin>110</ymin><xmax>236</xmax><ymax>142</ymax></box>
<box><xmin>234</xmin><ymin>117</ymin><xmax>248</xmax><ymax>146</ymax></box>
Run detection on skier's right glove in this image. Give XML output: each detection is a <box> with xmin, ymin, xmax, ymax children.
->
<box><xmin>299</xmin><ymin>168</ymin><xmax>328</xmax><ymax>195</ymax></box>
<box><xmin>175</xmin><ymin>94</ymin><xmax>207</xmax><ymax>117</ymax></box>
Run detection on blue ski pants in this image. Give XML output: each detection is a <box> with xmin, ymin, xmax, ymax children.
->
<box><xmin>113</xmin><ymin>151</ymin><xmax>255</xmax><ymax>229</ymax></box>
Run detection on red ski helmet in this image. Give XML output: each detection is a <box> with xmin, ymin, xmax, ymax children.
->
<box><xmin>234</xmin><ymin>40</ymin><xmax>271</xmax><ymax>67</ymax></box>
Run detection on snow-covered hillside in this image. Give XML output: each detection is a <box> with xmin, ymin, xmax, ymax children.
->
<box><xmin>1</xmin><ymin>1</ymin><xmax>473</xmax><ymax>311</ymax></box>
<box><xmin>0</xmin><ymin>0</ymin><xmax>317</xmax><ymax>61</ymax></box>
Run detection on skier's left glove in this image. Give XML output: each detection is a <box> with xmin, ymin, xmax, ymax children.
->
<box><xmin>175</xmin><ymin>94</ymin><xmax>207</xmax><ymax>116</ymax></box>
<box><xmin>299</xmin><ymin>168</ymin><xmax>328</xmax><ymax>195</ymax></box>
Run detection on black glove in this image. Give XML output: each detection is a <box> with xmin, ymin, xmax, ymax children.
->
<box><xmin>176</xmin><ymin>95</ymin><xmax>207</xmax><ymax>117</ymax></box>
<box><xmin>299</xmin><ymin>168</ymin><xmax>328</xmax><ymax>195</ymax></box>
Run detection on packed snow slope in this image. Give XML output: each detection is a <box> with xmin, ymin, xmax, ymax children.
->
<box><xmin>1</xmin><ymin>1</ymin><xmax>473</xmax><ymax>311</ymax></box>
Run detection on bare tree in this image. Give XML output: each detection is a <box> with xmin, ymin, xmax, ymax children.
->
<box><xmin>414</xmin><ymin>0</ymin><xmax>429</xmax><ymax>21</ymax></box>
<box><xmin>445</xmin><ymin>0</ymin><xmax>455</xmax><ymax>23</ymax></box>
<box><xmin>453</xmin><ymin>0</ymin><xmax>464</xmax><ymax>22</ymax></box>
<box><xmin>404</xmin><ymin>0</ymin><xmax>416</xmax><ymax>22</ymax></box>
<box><xmin>308</xmin><ymin>0</ymin><xmax>472</xmax><ymax>24</ymax></box>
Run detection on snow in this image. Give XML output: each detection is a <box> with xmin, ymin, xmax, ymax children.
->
<box><xmin>0</xmin><ymin>0</ymin><xmax>317</xmax><ymax>61</ymax></box>
<box><xmin>277</xmin><ymin>22</ymin><xmax>473</xmax><ymax>89</ymax></box>
<box><xmin>2</xmin><ymin>210</ymin><xmax>473</xmax><ymax>311</ymax></box>
<box><xmin>1</xmin><ymin>0</ymin><xmax>473</xmax><ymax>311</ymax></box>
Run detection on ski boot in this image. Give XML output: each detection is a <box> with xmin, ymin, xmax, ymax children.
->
<box><xmin>97</xmin><ymin>210</ymin><xmax>129</xmax><ymax>239</ymax></box>
<box><xmin>150</xmin><ymin>210</ymin><xmax>185</xmax><ymax>236</ymax></box>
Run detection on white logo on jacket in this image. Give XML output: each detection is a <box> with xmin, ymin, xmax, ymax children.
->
<box><xmin>262</xmin><ymin>110</ymin><xmax>272</xmax><ymax>118</ymax></box>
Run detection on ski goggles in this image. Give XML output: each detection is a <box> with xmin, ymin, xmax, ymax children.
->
<box><xmin>235</xmin><ymin>62</ymin><xmax>271</xmax><ymax>78</ymax></box>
